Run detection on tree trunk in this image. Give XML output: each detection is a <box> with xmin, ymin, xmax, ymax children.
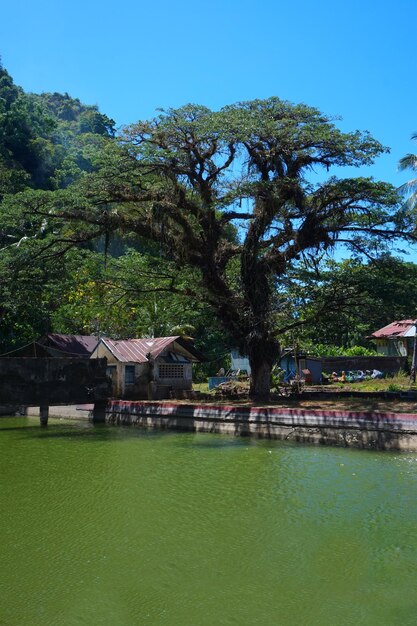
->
<box><xmin>249</xmin><ymin>357</ymin><xmax>273</xmax><ymax>400</ymax></box>
<box><xmin>247</xmin><ymin>338</ymin><xmax>280</xmax><ymax>401</ymax></box>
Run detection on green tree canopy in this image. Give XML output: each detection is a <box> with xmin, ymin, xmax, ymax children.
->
<box><xmin>0</xmin><ymin>63</ymin><xmax>120</xmax><ymax>349</ymax></box>
<box><xmin>285</xmin><ymin>256</ymin><xmax>417</xmax><ymax>351</ymax></box>
<box><xmin>0</xmin><ymin>62</ymin><xmax>116</xmax><ymax>194</ymax></box>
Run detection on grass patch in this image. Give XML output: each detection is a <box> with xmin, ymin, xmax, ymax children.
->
<box><xmin>333</xmin><ymin>374</ymin><xmax>416</xmax><ymax>393</ymax></box>
<box><xmin>193</xmin><ymin>382</ymin><xmax>210</xmax><ymax>394</ymax></box>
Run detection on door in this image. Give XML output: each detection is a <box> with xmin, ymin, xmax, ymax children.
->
<box><xmin>106</xmin><ymin>365</ymin><xmax>117</xmax><ymax>397</ymax></box>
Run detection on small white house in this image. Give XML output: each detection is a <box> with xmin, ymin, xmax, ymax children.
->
<box><xmin>90</xmin><ymin>336</ymin><xmax>204</xmax><ymax>399</ymax></box>
<box><xmin>369</xmin><ymin>320</ymin><xmax>416</xmax><ymax>357</ymax></box>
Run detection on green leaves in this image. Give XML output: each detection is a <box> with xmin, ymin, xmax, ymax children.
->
<box><xmin>285</xmin><ymin>256</ymin><xmax>417</xmax><ymax>350</ymax></box>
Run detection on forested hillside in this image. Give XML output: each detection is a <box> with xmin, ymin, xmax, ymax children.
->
<box><xmin>0</xmin><ymin>63</ymin><xmax>227</xmax><ymax>365</ymax></box>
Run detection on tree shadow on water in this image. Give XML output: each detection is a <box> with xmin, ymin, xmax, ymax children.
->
<box><xmin>0</xmin><ymin>420</ymin><xmax>188</xmax><ymax>443</ymax></box>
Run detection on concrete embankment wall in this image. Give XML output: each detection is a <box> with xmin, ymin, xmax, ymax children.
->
<box><xmin>106</xmin><ymin>401</ymin><xmax>417</xmax><ymax>451</ymax></box>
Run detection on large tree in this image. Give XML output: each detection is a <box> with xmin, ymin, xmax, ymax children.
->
<box><xmin>2</xmin><ymin>98</ymin><xmax>413</xmax><ymax>398</ymax></box>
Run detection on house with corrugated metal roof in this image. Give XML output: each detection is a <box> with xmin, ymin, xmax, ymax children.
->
<box><xmin>369</xmin><ymin>320</ymin><xmax>417</xmax><ymax>357</ymax></box>
<box><xmin>90</xmin><ymin>336</ymin><xmax>205</xmax><ymax>399</ymax></box>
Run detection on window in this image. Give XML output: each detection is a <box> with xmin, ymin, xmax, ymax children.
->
<box><xmin>159</xmin><ymin>364</ymin><xmax>185</xmax><ymax>379</ymax></box>
<box><xmin>125</xmin><ymin>365</ymin><xmax>135</xmax><ymax>385</ymax></box>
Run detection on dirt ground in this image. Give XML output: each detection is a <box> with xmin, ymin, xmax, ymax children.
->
<box><xmin>155</xmin><ymin>395</ymin><xmax>417</xmax><ymax>415</ymax></box>
<box><xmin>259</xmin><ymin>397</ymin><xmax>417</xmax><ymax>414</ymax></box>
<box><xmin>190</xmin><ymin>376</ymin><xmax>417</xmax><ymax>414</ymax></box>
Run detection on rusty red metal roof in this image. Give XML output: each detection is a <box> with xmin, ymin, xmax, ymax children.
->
<box><xmin>39</xmin><ymin>334</ymin><xmax>99</xmax><ymax>356</ymax></box>
<box><xmin>369</xmin><ymin>320</ymin><xmax>417</xmax><ymax>339</ymax></box>
<box><xmin>98</xmin><ymin>336</ymin><xmax>204</xmax><ymax>363</ymax></box>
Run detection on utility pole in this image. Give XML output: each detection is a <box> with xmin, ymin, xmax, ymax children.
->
<box><xmin>410</xmin><ymin>320</ymin><xmax>417</xmax><ymax>384</ymax></box>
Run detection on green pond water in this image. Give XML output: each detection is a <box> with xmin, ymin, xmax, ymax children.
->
<box><xmin>1</xmin><ymin>417</ymin><xmax>417</xmax><ymax>626</ymax></box>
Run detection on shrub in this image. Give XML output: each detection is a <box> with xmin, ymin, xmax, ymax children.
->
<box><xmin>311</xmin><ymin>344</ymin><xmax>378</xmax><ymax>357</ymax></box>
<box><xmin>387</xmin><ymin>383</ymin><xmax>402</xmax><ymax>392</ymax></box>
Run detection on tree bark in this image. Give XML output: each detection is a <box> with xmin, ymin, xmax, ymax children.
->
<box><xmin>247</xmin><ymin>338</ymin><xmax>280</xmax><ymax>400</ymax></box>
<box><xmin>249</xmin><ymin>357</ymin><xmax>273</xmax><ymax>400</ymax></box>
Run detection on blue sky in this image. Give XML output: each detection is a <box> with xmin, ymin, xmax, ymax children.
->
<box><xmin>1</xmin><ymin>0</ymin><xmax>416</xmax><ymax>190</ymax></box>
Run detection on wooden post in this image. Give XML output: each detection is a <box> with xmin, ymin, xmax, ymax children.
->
<box><xmin>293</xmin><ymin>339</ymin><xmax>300</xmax><ymax>395</ymax></box>
<box><xmin>147</xmin><ymin>352</ymin><xmax>157</xmax><ymax>400</ymax></box>
<box><xmin>148</xmin><ymin>381</ymin><xmax>157</xmax><ymax>400</ymax></box>
<box><xmin>411</xmin><ymin>321</ymin><xmax>417</xmax><ymax>384</ymax></box>
<box><xmin>39</xmin><ymin>405</ymin><xmax>49</xmax><ymax>427</ymax></box>
<box><xmin>92</xmin><ymin>400</ymin><xmax>106</xmax><ymax>423</ymax></box>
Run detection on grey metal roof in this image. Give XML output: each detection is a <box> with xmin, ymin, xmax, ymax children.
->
<box><xmin>98</xmin><ymin>336</ymin><xmax>204</xmax><ymax>363</ymax></box>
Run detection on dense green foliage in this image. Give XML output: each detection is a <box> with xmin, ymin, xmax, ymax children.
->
<box><xmin>0</xmin><ymin>64</ymin><xmax>115</xmax><ymax>195</ymax></box>
<box><xmin>0</xmin><ymin>64</ymin><xmax>231</xmax><ymax>362</ymax></box>
<box><xmin>1</xmin><ymin>62</ymin><xmax>417</xmax><ymax>393</ymax></box>
<box><xmin>285</xmin><ymin>256</ymin><xmax>417</xmax><ymax>351</ymax></box>
<box><xmin>0</xmin><ymin>62</ymin><xmax>116</xmax><ymax>349</ymax></box>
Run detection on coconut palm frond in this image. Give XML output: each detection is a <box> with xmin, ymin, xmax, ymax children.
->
<box><xmin>398</xmin><ymin>135</ymin><xmax>417</xmax><ymax>209</ymax></box>
<box><xmin>404</xmin><ymin>193</ymin><xmax>417</xmax><ymax>211</ymax></box>
<box><xmin>399</xmin><ymin>190</ymin><xmax>417</xmax><ymax>211</ymax></box>
<box><xmin>399</xmin><ymin>153</ymin><xmax>417</xmax><ymax>172</ymax></box>
<box><xmin>169</xmin><ymin>323</ymin><xmax>196</xmax><ymax>339</ymax></box>
<box><xmin>398</xmin><ymin>178</ymin><xmax>417</xmax><ymax>196</ymax></box>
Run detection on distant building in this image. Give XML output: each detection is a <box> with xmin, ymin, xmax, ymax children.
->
<box><xmin>90</xmin><ymin>336</ymin><xmax>205</xmax><ymax>399</ymax></box>
<box><xmin>229</xmin><ymin>349</ymin><xmax>323</xmax><ymax>382</ymax></box>
<box><xmin>368</xmin><ymin>320</ymin><xmax>417</xmax><ymax>357</ymax></box>
<box><xmin>277</xmin><ymin>350</ymin><xmax>322</xmax><ymax>384</ymax></box>
<box><xmin>230</xmin><ymin>350</ymin><xmax>251</xmax><ymax>374</ymax></box>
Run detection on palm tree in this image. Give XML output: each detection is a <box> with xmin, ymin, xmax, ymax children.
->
<box><xmin>398</xmin><ymin>133</ymin><xmax>417</xmax><ymax>210</ymax></box>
